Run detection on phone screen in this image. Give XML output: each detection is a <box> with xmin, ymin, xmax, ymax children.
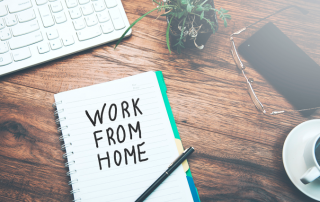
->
<box><xmin>238</xmin><ymin>22</ymin><xmax>320</xmax><ymax>116</ymax></box>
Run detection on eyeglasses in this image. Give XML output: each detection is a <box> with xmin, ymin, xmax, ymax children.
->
<box><xmin>230</xmin><ymin>6</ymin><xmax>320</xmax><ymax>115</ymax></box>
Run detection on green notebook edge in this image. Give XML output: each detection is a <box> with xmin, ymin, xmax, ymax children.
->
<box><xmin>155</xmin><ymin>71</ymin><xmax>201</xmax><ymax>202</ymax></box>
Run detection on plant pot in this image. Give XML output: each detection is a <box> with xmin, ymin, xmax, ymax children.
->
<box><xmin>167</xmin><ymin>0</ymin><xmax>218</xmax><ymax>50</ymax></box>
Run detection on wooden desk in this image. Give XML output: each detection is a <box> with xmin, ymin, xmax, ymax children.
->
<box><xmin>1</xmin><ymin>0</ymin><xmax>320</xmax><ymax>201</ymax></box>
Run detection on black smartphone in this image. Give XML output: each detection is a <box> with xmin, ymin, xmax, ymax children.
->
<box><xmin>238</xmin><ymin>22</ymin><xmax>320</xmax><ymax>116</ymax></box>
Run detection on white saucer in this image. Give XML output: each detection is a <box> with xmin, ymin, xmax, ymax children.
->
<box><xmin>283</xmin><ymin>119</ymin><xmax>320</xmax><ymax>201</ymax></box>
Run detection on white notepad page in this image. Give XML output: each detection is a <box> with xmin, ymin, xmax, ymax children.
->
<box><xmin>54</xmin><ymin>71</ymin><xmax>194</xmax><ymax>202</ymax></box>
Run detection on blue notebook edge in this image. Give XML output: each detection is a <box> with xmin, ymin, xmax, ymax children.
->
<box><xmin>155</xmin><ymin>71</ymin><xmax>201</xmax><ymax>202</ymax></box>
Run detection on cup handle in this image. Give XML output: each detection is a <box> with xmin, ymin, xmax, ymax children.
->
<box><xmin>300</xmin><ymin>166</ymin><xmax>320</xmax><ymax>184</ymax></box>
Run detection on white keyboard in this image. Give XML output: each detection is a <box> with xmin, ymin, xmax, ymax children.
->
<box><xmin>0</xmin><ymin>0</ymin><xmax>131</xmax><ymax>76</ymax></box>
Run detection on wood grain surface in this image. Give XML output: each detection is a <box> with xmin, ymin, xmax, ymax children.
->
<box><xmin>1</xmin><ymin>0</ymin><xmax>320</xmax><ymax>201</ymax></box>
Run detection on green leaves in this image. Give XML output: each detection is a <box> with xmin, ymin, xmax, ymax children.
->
<box><xmin>196</xmin><ymin>5</ymin><xmax>203</xmax><ymax>12</ymax></box>
<box><xmin>181</xmin><ymin>0</ymin><xmax>194</xmax><ymax>14</ymax></box>
<box><xmin>174</xmin><ymin>40</ymin><xmax>185</xmax><ymax>54</ymax></box>
<box><xmin>195</xmin><ymin>2</ymin><xmax>211</xmax><ymax>12</ymax></box>
<box><xmin>115</xmin><ymin>0</ymin><xmax>231</xmax><ymax>53</ymax></box>
<box><xmin>166</xmin><ymin>17</ymin><xmax>173</xmax><ymax>54</ymax></box>
<box><xmin>209</xmin><ymin>21</ymin><xmax>216</xmax><ymax>34</ymax></box>
<box><xmin>173</xmin><ymin>17</ymin><xmax>186</xmax><ymax>54</ymax></box>
<box><xmin>115</xmin><ymin>5</ymin><xmax>173</xmax><ymax>49</ymax></box>
<box><xmin>187</xmin><ymin>4</ymin><xmax>194</xmax><ymax>12</ymax></box>
<box><xmin>220</xmin><ymin>8</ymin><xmax>229</xmax><ymax>13</ymax></box>
<box><xmin>215</xmin><ymin>8</ymin><xmax>231</xmax><ymax>27</ymax></box>
<box><xmin>181</xmin><ymin>0</ymin><xmax>188</xmax><ymax>5</ymax></box>
<box><xmin>152</xmin><ymin>0</ymin><xmax>165</xmax><ymax>11</ymax></box>
<box><xmin>203</xmin><ymin>4</ymin><xmax>212</xmax><ymax>10</ymax></box>
<box><xmin>177</xmin><ymin>11</ymin><xmax>186</xmax><ymax>18</ymax></box>
<box><xmin>179</xmin><ymin>17</ymin><xmax>186</xmax><ymax>40</ymax></box>
<box><xmin>200</xmin><ymin>11</ymin><xmax>204</xmax><ymax>20</ymax></box>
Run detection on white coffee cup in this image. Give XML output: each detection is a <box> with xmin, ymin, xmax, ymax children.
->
<box><xmin>300</xmin><ymin>133</ymin><xmax>320</xmax><ymax>184</ymax></box>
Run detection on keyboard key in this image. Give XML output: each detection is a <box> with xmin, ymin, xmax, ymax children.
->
<box><xmin>37</xmin><ymin>42</ymin><xmax>50</xmax><ymax>53</ymax></box>
<box><xmin>85</xmin><ymin>14</ymin><xmax>98</xmax><ymax>26</ymax></box>
<box><xmin>66</xmin><ymin>0</ymin><xmax>78</xmax><ymax>8</ymax></box>
<box><xmin>0</xmin><ymin>41</ymin><xmax>9</xmax><ymax>53</ymax></box>
<box><xmin>5</xmin><ymin>15</ymin><xmax>18</xmax><ymax>26</ymax></box>
<box><xmin>54</xmin><ymin>12</ymin><xmax>67</xmax><ymax>24</ymax></box>
<box><xmin>46</xmin><ymin>29</ymin><xmax>59</xmax><ymax>40</ymax></box>
<box><xmin>78</xmin><ymin>0</ymin><xmax>90</xmax><ymax>5</ymax></box>
<box><xmin>100</xmin><ymin>20</ymin><xmax>113</xmax><ymax>34</ymax></box>
<box><xmin>93</xmin><ymin>0</ymin><xmax>106</xmax><ymax>12</ymax></box>
<box><xmin>0</xmin><ymin>5</ymin><xmax>7</xmax><ymax>17</ymax></box>
<box><xmin>105</xmin><ymin>0</ymin><xmax>117</xmax><ymax>8</ymax></box>
<box><xmin>8</xmin><ymin>0</ymin><xmax>32</xmax><ymax>13</ymax></box>
<box><xmin>39</xmin><ymin>6</ymin><xmax>55</xmax><ymax>27</ymax></box>
<box><xmin>73</xmin><ymin>18</ymin><xmax>86</xmax><ymax>30</ymax></box>
<box><xmin>76</xmin><ymin>25</ymin><xmax>101</xmax><ymax>41</ymax></box>
<box><xmin>0</xmin><ymin>28</ymin><xmax>11</xmax><ymax>40</ymax></box>
<box><xmin>9</xmin><ymin>31</ymin><xmax>43</xmax><ymax>50</ymax></box>
<box><xmin>36</xmin><ymin>0</ymin><xmax>48</xmax><ymax>5</ymax></box>
<box><xmin>0</xmin><ymin>18</ymin><xmax>5</xmax><ymax>29</ymax></box>
<box><xmin>50</xmin><ymin>1</ymin><xmax>63</xmax><ymax>13</ymax></box>
<box><xmin>12</xmin><ymin>47</ymin><xmax>31</xmax><ymax>61</ymax></box>
<box><xmin>50</xmin><ymin>38</ymin><xmax>62</xmax><ymax>50</ymax></box>
<box><xmin>0</xmin><ymin>52</ymin><xmax>12</xmax><ymax>66</ymax></box>
<box><xmin>109</xmin><ymin>7</ymin><xmax>125</xmax><ymax>30</ymax></box>
<box><xmin>62</xmin><ymin>35</ymin><xmax>74</xmax><ymax>46</ymax></box>
<box><xmin>11</xmin><ymin>19</ymin><xmax>40</xmax><ymax>37</ymax></box>
<box><xmin>96</xmin><ymin>10</ymin><xmax>109</xmax><ymax>23</ymax></box>
<box><xmin>17</xmin><ymin>9</ymin><xmax>36</xmax><ymax>22</ymax></box>
<box><xmin>69</xmin><ymin>7</ymin><xmax>81</xmax><ymax>19</ymax></box>
<box><xmin>81</xmin><ymin>4</ymin><xmax>94</xmax><ymax>16</ymax></box>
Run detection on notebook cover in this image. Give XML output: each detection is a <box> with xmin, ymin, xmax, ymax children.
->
<box><xmin>155</xmin><ymin>71</ymin><xmax>201</xmax><ymax>202</ymax></box>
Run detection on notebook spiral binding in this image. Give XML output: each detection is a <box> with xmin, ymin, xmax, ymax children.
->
<box><xmin>59</xmin><ymin>133</ymin><xmax>70</xmax><ymax>141</ymax></box>
<box><xmin>65</xmin><ymin>160</ymin><xmax>76</xmax><ymax>167</ymax></box>
<box><xmin>71</xmin><ymin>189</ymin><xmax>80</xmax><ymax>194</ymax></box>
<box><xmin>54</xmin><ymin>109</ymin><xmax>64</xmax><ymax>115</ymax></box>
<box><xmin>63</xmin><ymin>151</ymin><xmax>74</xmax><ymax>159</ymax></box>
<box><xmin>57</xmin><ymin>125</ymin><xmax>68</xmax><ymax>132</ymax></box>
<box><xmin>69</xmin><ymin>179</ymin><xmax>79</xmax><ymax>185</ymax></box>
<box><xmin>52</xmin><ymin>101</ymin><xmax>62</xmax><ymax>107</ymax></box>
<box><xmin>61</xmin><ymin>142</ymin><xmax>72</xmax><ymax>151</ymax></box>
<box><xmin>56</xmin><ymin>117</ymin><xmax>66</xmax><ymax>124</ymax></box>
<box><xmin>53</xmin><ymin>101</ymin><xmax>80</xmax><ymax>200</ymax></box>
<box><xmin>67</xmin><ymin>170</ymin><xmax>77</xmax><ymax>176</ymax></box>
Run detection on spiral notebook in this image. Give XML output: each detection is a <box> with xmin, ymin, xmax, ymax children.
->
<box><xmin>54</xmin><ymin>71</ymin><xmax>200</xmax><ymax>202</ymax></box>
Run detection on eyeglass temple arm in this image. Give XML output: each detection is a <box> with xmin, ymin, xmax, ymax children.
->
<box><xmin>230</xmin><ymin>27</ymin><xmax>247</xmax><ymax>37</ymax></box>
<box><xmin>271</xmin><ymin>106</ymin><xmax>320</xmax><ymax>115</ymax></box>
<box><xmin>230</xmin><ymin>5</ymin><xmax>308</xmax><ymax>37</ymax></box>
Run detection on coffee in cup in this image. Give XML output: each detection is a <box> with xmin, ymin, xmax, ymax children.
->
<box><xmin>300</xmin><ymin>134</ymin><xmax>320</xmax><ymax>184</ymax></box>
<box><xmin>316</xmin><ymin>138</ymin><xmax>320</xmax><ymax>166</ymax></box>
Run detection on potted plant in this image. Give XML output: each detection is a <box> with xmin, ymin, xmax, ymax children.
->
<box><xmin>115</xmin><ymin>0</ymin><xmax>231</xmax><ymax>53</ymax></box>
